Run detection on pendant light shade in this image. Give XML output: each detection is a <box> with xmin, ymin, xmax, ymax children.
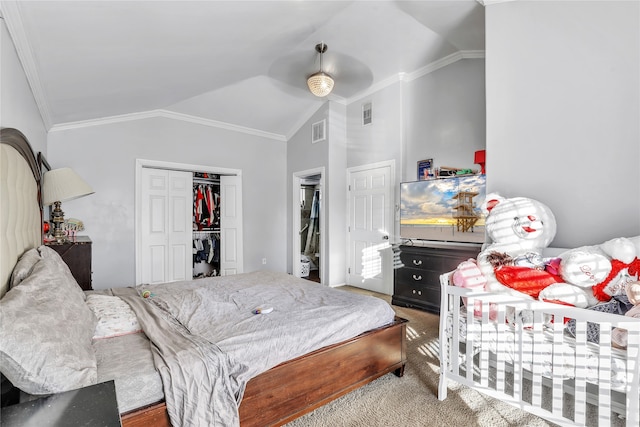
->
<box><xmin>307</xmin><ymin>43</ymin><xmax>334</xmax><ymax>97</ymax></box>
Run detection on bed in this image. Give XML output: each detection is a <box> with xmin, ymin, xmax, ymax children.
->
<box><xmin>0</xmin><ymin>127</ymin><xmax>408</xmax><ymax>427</ymax></box>
<box><xmin>438</xmin><ymin>270</ymin><xmax>640</xmax><ymax>427</ymax></box>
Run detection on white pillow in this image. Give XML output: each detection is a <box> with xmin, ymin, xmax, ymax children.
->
<box><xmin>86</xmin><ymin>294</ymin><xmax>142</xmax><ymax>339</ymax></box>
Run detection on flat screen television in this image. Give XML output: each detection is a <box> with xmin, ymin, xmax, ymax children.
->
<box><xmin>400</xmin><ymin>174</ymin><xmax>486</xmax><ymax>244</ymax></box>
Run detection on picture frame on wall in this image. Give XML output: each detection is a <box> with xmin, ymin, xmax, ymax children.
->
<box><xmin>417</xmin><ymin>158</ymin><xmax>433</xmax><ymax>181</ymax></box>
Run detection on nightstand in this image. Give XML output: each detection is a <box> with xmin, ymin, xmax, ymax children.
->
<box><xmin>0</xmin><ymin>380</ymin><xmax>121</xmax><ymax>427</ymax></box>
<box><xmin>45</xmin><ymin>235</ymin><xmax>92</xmax><ymax>290</ymax></box>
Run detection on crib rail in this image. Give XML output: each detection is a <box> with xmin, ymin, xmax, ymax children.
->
<box><xmin>438</xmin><ymin>271</ymin><xmax>640</xmax><ymax>427</ymax></box>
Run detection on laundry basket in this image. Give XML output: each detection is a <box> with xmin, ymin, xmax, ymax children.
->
<box><xmin>300</xmin><ymin>260</ymin><xmax>310</xmax><ymax>277</ymax></box>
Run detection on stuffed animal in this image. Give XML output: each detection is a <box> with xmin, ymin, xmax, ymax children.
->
<box><xmin>612</xmin><ymin>281</ymin><xmax>640</xmax><ymax>349</ymax></box>
<box><xmin>476</xmin><ymin>193</ymin><xmax>561</xmax><ymax>300</ymax></box>
<box><xmin>452</xmin><ymin>258</ymin><xmax>489</xmax><ymax>317</ymax></box>
<box><xmin>555</xmin><ymin>236</ymin><xmax>640</xmax><ymax>303</ymax></box>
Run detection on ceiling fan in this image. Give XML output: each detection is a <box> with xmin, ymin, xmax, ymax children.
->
<box><xmin>307</xmin><ymin>43</ymin><xmax>334</xmax><ymax>97</ymax></box>
<box><xmin>267</xmin><ymin>43</ymin><xmax>373</xmax><ymax>100</ymax></box>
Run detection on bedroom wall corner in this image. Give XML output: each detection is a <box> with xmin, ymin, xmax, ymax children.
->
<box><xmin>0</xmin><ymin>17</ymin><xmax>47</xmax><ymax>156</ymax></box>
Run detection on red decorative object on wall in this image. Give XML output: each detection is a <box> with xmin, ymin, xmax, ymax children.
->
<box><xmin>474</xmin><ymin>150</ymin><xmax>486</xmax><ymax>174</ymax></box>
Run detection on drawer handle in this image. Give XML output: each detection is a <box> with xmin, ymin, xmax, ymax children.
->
<box><xmin>412</xmin><ymin>274</ymin><xmax>422</xmax><ymax>281</ymax></box>
<box><xmin>412</xmin><ymin>259</ymin><xmax>422</xmax><ymax>266</ymax></box>
<box><xmin>412</xmin><ymin>290</ymin><xmax>422</xmax><ymax>295</ymax></box>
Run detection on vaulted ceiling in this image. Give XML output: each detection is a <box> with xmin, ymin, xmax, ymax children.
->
<box><xmin>2</xmin><ymin>1</ymin><xmax>485</xmax><ymax>140</ymax></box>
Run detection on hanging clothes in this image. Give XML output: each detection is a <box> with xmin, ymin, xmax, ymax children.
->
<box><xmin>193</xmin><ymin>182</ymin><xmax>220</xmax><ymax>230</ymax></box>
<box><xmin>304</xmin><ymin>188</ymin><xmax>320</xmax><ymax>266</ymax></box>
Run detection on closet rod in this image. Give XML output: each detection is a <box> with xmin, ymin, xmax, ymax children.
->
<box><xmin>194</xmin><ymin>178</ymin><xmax>220</xmax><ymax>185</ymax></box>
<box><xmin>194</xmin><ymin>230</ymin><xmax>220</xmax><ymax>235</ymax></box>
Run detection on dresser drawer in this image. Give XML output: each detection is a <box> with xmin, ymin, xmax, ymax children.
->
<box><xmin>392</xmin><ymin>244</ymin><xmax>481</xmax><ymax>314</ymax></box>
<box><xmin>393</xmin><ymin>279</ymin><xmax>440</xmax><ymax>303</ymax></box>
<box><xmin>395</xmin><ymin>267</ymin><xmax>440</xmax><ymax>288</ymax></box>
<box><xmin>399</xmin><ymin>251</ymin><xmax>433</xmax><ymax>270</ymax></box>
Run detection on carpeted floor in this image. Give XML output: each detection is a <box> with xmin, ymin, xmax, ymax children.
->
<box><xmin>284</xmin><ymin>286</ymin><xmax>553</xmax><ymax>427</ymax></box>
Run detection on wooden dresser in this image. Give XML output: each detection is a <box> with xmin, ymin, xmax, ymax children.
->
<box><xmin>45</xmin><ymin>235</ymin><xmax>92</xmax><ymax>290</ymax></box>
<box><xmin>392</xmin><ymin>243</ymin><xmax>481</xmax><ymax>314</ymax></box>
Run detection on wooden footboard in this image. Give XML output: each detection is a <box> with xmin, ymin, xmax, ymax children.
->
<box><xmin>121</xmin><ymin>317</ymin><xmax>407</xmax><ymax>427</ymax></box>
<box><xmin>438</xmin><ymin>272</ymin><xmax>640</xmax><ymax>427</ymax></box>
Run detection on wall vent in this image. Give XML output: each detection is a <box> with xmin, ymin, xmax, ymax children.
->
<box><xmin>362</xmin><ymin>102</ymin><xmax>372</xmax><ymax>126</ymax></box>
<box><xmin>311</xmin><ymin>119</ymin><xmax>326</xmax><ymax>143</ymax></box>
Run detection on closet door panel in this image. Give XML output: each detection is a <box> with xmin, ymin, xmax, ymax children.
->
<box><xmin>140</xmin><ymin>168</ymin><xmax>191</xmax><ymax>284</ymax></box>
<box><xmin>149</xmin><ymin>245</ymin><xmax>166</xmax><ymax>283</ymax></box>
<box><xmin>167</xmin><ymin>172</ymin><xmax>191</xmax><ymax>282</ymax></box>
<box><xmin>220</xmin><ymin>175</ymin><xmax>243</xmax><ymax>276</ymax></box>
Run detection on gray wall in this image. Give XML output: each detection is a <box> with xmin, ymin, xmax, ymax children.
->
<box><xmin>404</xmin><ymin>59</ymin><xmax>486</xmax><ymax>182</ymax></box>
<box><xmin>0</xmin><ymin>18</ymin><xmax>47</xmax><ymax>155</ymax></box>
<box><xmin>486</xmin><ymin>0</ymin><xmax>640</xmax><ymax>247</ymax></box>
<box><xmin>285</xmin><ymin>102</ymin><xmax>348</xmax><ymax>287</ymax></box>
<box><xmin>346</xmin><ymin>59</ymin><xmax>487</xmax><ymax>241</ymax></box>
<box><xmin>47</xmin><ymin>118</ymin><xmax>287</xmax><ymax>289</ymax></box>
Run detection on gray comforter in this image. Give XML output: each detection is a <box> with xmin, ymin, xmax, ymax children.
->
<box><xmin>113</xmin><ymin>271</ymin><xmax>396</xmax><ymax>427</ymax></box>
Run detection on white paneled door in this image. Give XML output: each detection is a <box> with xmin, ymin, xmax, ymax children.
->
<box><xmin>219</xmin><ymin>175</ymin><xmax>243</xmax><ymax>276</ymax></box>
<box><xmin>347</xmin><ymin>161</ymin><xmax>394</xmax><ymax>295</ymax></box>
<box><xmin>140</xmin><ymin>168</ymin><xmax>192</xmax><ymax>285</ymax></box>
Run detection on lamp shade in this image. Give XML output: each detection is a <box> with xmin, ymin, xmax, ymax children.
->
<box><xmin>42</xmin><ymin>168</ymin><xmax>94</xmax><ymax>206</ymax></box>
<box><xmin>307</xmin><ymin>72</ymin><xmax>334</xmax><ymax>97</ymax></box>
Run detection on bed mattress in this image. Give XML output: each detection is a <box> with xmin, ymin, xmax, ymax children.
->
<box><xmin>90</xmin><ymin>271</ymin><xmax>396</xmax><ymax>420</ymax></box>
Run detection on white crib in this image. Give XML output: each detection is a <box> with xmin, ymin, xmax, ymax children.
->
<box><xmin>438</xmin><ymin>271</ymin><xmax>640</xmax><ymax>427</ymax></box>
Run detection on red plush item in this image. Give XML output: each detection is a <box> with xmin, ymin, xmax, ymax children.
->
<box><xmin>591</xmin><ymin>258</ymin><xmax>640</xmax><ymax>302</ymax></box>
<box><xmin>495</xmin><ymin>266</ymin><xmax>563</xmax><ymax>298</ymax></box>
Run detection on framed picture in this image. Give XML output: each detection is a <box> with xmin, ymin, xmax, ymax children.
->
<box><xmin>417</xmin><ymin>158</ymin><xmax>433</xmax><ymax>181</ymax></box>
<box><xmin>362</xmin><ymin>102</ymin><xmax>372</xmax><ymax>126</ymax></box>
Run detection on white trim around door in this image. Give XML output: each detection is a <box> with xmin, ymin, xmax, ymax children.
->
<box><xmin>292</xmin><ymin>167</ymin><xmax>325</xmax><ymax>285</ymax></box>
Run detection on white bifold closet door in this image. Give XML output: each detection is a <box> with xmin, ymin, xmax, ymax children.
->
<box><xmin>219</xmin><ymin>175</ymin><xmax>243</xmax><ymax>276</ymax></box>
<box><xmin>140</xmin><ymin>168</ymin><xmax>192</xmax><ymax>284</ymax></box>
<box><xmin>139</xmin><ymin>168</ymin><xmax>244</xmax><ymax>285</ymax></box>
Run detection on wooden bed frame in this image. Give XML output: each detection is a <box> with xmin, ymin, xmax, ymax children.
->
<box><xmin>122</xmin><ymin>317</ymin><xmax>407</xmax><ymax>427</ymax></box>
<box><xmin>1</xmin><ymin>128</ymin><xmax>408</xmax><ymax>427</ymax></box>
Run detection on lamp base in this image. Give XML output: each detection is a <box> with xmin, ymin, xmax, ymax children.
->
<box><xmin>51</xmin><ymin>201</ymin><xmax>67</xmax><ymax>243</ymax></box>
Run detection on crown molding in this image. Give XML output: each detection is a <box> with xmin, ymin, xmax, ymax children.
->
<box><xmin>405</xmin><ymin>50</ymin><xmax>485</xmax><ymax>82</ymax></box>
<box><xmin>49</xmin><ymin>109</ymin><xmax>287</xmax><ymax>142</ymax></box>
<box><xmin>285</xmin><ymin>102</ymin><xmax>331</xmax><ymax>141</ymax></box>
<box><xmin>48</xmin><ymin>48</ymin><xmax>485</xmax><ymax>142</ymax></box>
<box><xmin>2</xmin><ymin>1</ymin><xmax>53</xmax><ymax>129</ymax></box>
<box><xmin>345</xmin><ymin>73</ymin><xmax>404</xmax><ymax>105</ymax></box>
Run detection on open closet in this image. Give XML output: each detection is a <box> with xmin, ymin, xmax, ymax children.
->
<box><xmin>136</xmin><ymin>161</ymin><xmax>243</xmax><ymax>286</ymax></box>
<box><xmin>299</xmin><ymin>175</ymin><xmax>321</xmax><ymax>283</ymax></box>
<box><xmin>193</xmin><ymin>172</ymin><xmax>220</xmax><ymax>278</ymax></box>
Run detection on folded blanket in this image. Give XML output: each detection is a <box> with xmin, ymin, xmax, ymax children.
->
<box><xmin>113</xmin><ymin>287</ymin><xmax>248</xmax><ymax>427</ymax></box>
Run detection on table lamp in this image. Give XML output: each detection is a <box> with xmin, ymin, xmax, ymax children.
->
<box><xmin>42</xmin><ymin>168</ymin><xmax>94</xmax><ymax>243</ymax></box>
